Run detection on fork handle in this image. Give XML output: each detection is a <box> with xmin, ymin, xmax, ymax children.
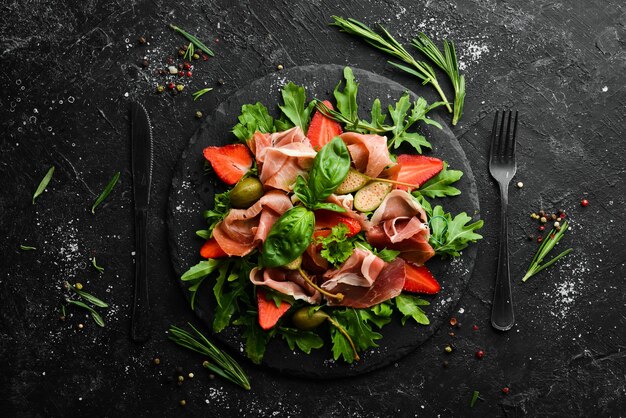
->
<box><xmin>491</xmin><ymin>182</ymin><xmax>515</xmax><ymax>331</ymax></box>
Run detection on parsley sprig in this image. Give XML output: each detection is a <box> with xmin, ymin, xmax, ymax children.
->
<box><xmin>522</xmin><ymin>221</ymin><xmax>572</xmax><ymax>282</ymax></box>
<box><xmin>330</xmin><ymin>16</ymin><xmax>452</xmax><ymax>113</ymax></box>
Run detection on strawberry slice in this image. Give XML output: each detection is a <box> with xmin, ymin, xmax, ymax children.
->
<box><xmin>200</xmin><ymin>238</ymin><xmax>229</xmax><ymax>259</ymax></box>
<box><xmin>202</xmin><ymin>144</ymin><xmax>253</xmax><ymax>185</ymax></box>
<box><xmin>307</xmin><ymin>100</ymin><xmax>343</xmax><ymax>150</ymax></box>
<box><xmin>395</xmin><ymin>155</ymin><xmax>444</xmax><ymax>191</ymax></box>
<box><xmin>403</xmin><ymin>263</ymin><xmax>441</xmax><ymax>294</ymax></box>
<box><xmin>257</xmin><ymin>288</ymin><xmax>291</xmax><ymax>330</ymax></box>
<box><xmin>314</xmin><ymin>210</ymin><xmax>361</xmax><ymax>237</ymax></box>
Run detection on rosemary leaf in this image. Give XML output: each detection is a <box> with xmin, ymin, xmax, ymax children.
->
<box><xmin>183</xmin><ymin>42</ymin><xmax>194</xmax><ymax>61</ymax></box>
<box><xmin>192</xmin><ymin>87</ymin><xmax>214</xmax><ymax>101</ymax></box>
<box><xmin>522</xmin><ymin>221</ymin><xmax>572</xmax><ymax>282</ymax></box>
<box><xmin>470</xmin><ymin>390</ymin><xmax>480</xmax><ymax>408</ymax></box>
<box><xmin>168</xmin><ymin>323</ymin><xmax>250</xmax><ymax>390</ymax></box>
<box><xmin>91</xmin><ymin>257</ymin><xmax>104</xmax><ymax>273</ymax></box>
<box><xmin>20</xmin><ymin>245</ymin><xmax>36</xmax><ymax>251</ymax></box>
<box><xmin>91</xmin><ymin>172</ymin><xmax>120</xmax><ymax>214</ymax></box>
<box><xmin>169</xmin><ymin>24</ymin><xmax>215</xmax><ymax>57</ymax></box>
<box><xmin>66</xmin><ymin>300</ymin><xmax>105</xmax><ymax>327</ymax></box>
<box><xmin>330</xmin><ymin>16</ymin><xmax>452</xmax><ymax>112</ymax></box>
<box><xmin>33</xmin><ymin>166</ymin><xmax>55</xmax><ymax>204</ymax></box>
<box><xmin>411</xmin><ymin>33</ymin><xmax>465</xmax><ymax>125</ymax></box>
<box><xmin>66</xmin><ymin>281</ymin><xmax>109</xmax><ymax>308</ymax></box>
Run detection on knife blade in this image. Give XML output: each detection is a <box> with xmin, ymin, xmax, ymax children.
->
<box><xmin>130</xmin><ymin>101</ymin><xmax>153</xmax><ymax>343</ymax></box>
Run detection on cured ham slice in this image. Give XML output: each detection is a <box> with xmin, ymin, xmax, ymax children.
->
<box><xmin>250</xmin><ymin>267</ymin><xmax>321</xmax><ymax>305</ymax></box>
<box><xmin>212</xmin><ymin>190</ymin><xmax>292</xmax><ymax>256</ymax></box>
<box><xmin>259</xmin><ymin>142</ymin><xmax>316</xmax><ymax>191</ymax></box>
<box><xmin>366</xmin><ymin>190</ymin><xmax>435</xmax><ymax>265</ymax></box>
<box><xmin>321</xmin><ymin>250</ymin><xmax>406</xmax><ymax>308</ymax></box>
<box><xmin>340</xmin><ymin>132</ymin><xmax>393</xmax><ymax>178</ymax></box>
<box><xmin>248</xmin><ymin>127</ymin><xmax>317</xmax><ymax>192</ymax></box>
<box><xmin>326</xmin><ymin>194</ymin><xmax>369</xmax><ymax>229</ymax></box>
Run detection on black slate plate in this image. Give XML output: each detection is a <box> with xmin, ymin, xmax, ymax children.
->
<box><xmin>167</xmin><ymin>64</ymin><xmax>480</xmax><ymax>379</ymax></box>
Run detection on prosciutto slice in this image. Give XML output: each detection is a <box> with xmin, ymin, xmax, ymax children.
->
<box><xmin>212</xmin><ymin>190</ymin><xmax>292</xmax><ymax>256</ymax></box>
<box><xmin>321</xmin><ymin>250</ymin><xmax>406</xmax><ymax>308</ymax></box>
<box><xmin>248</xmin><ymin>128</ymin><xmax>317</xmax><ymax>192</ymax></box>
<box><xmin>250</xmin><ymin>267</ymin><xmax>321</xmax><ymax>304</ymax></box>
<box><xmin>325</xmin><ymin>194</ymin><xmax>369</xmax><ymax>229</ymax></box>
<box><xmin>340</xmin><ymin>132</ymin><xmax>393</xmax><ymax>178</ymax></box>
<box><xmin>366</xmin><ymin>190</ymin><xmax>435</xmax><ymax>265</ymax></box>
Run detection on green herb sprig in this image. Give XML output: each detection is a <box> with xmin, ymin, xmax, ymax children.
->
<box><xmin>183</xmin><ymin>42</ymin><xmax>195</xmax><ymax>61</ymax></box>
<box><xmin>91</xmin><ymin>257</ymin><xmax>104</xmax><ymax>273</ymax></box>
<box><xmin>522</xmin><ymin>221</ymin><xmax>572</xmax><ymax>282</ymax></box>
<box><xmin>64</xmin><ymin>281</ymin><xmax>109</xmax><ymax>327</ymax></box>
<box><xmin>192</xmin><ymin>87</ymin><xmax>214</xmax><ymax>101</ymax></box>
<box><xmin>411</xmin><ymin>33</ymin><xmax>465</xmax><ymax>125</ymax></box>
<box><xmin>20</xmin><ymin>245</ymin><xmax>36</xmax><ymax>251</ymax></box>
<box><xmin>168</xmin><ymin>323</ymin><xmax>250</xmax><ymax>390</ymax></box>
<box><xmin>91</xmin><ymin>172</ymin><xmax>120</xmax><ymax>214</ymax></box>
<box><xmin>169</xmin><ymin>24</ymin><xmax>214</xmax><ymax>56</ymax></box>
<box><xmin>330</xmin><ymin>16</ymin><xmax>452</xmax><ymax>113</ymax></box>
<box><xmin>33</xmin><ymin>166</ymin><xmax>55</xmax><ymax>204</ymax></box>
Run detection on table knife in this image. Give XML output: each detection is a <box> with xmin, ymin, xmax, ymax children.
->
<box><xmin>130</xmin><ymin>102</ymin><xmax>153</xmax><ymax>343</ymax></box>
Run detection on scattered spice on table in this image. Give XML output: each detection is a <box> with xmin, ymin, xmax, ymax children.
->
<box><xmin>581</xmin><ymin>199</ymin><xmax>589</xmax><ymax>207</ymax></box>
<box><xmin>475</xmin><ymin>350</ymin><xmax>484</xmax><ymax>359</ymax></box>
<box><xmin>444</xmin><ymin>345</ymin><xmax>453</xmax><ymax>353</ymax></box>
<box><xmin>502</xmin><ymin>387</ymin><xmax>510</xmax><ymax>394</ymax></box>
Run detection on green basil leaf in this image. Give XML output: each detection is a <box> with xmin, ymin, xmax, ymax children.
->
<box><xmin>181</xmin><ymin>259</ymin><xmax>223</xmax><ymax>281</ymax></box>
<box><xmin>310</xmin><ymin>202</ymin><xmax>346</xmax><ymax>213</ymax></box>
<box><xmin>262</xmin><ymin>206</ymin><xmax>314</xmax><ymax>268</ymax></box>
<box><xmin>308</xmin><ymin>136</ymin><xmax>351</xmax><ymax>201</ymax></box>
<box><xmin>292</xmin><ymin>175</ymin><xmax>315</xmax><ymax>207</ymax></box>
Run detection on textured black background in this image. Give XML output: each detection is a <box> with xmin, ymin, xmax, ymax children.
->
<box><xmin>1</xmin><ymin>1</ymin><xmax>625</xmax><ymax>417</ymax></box>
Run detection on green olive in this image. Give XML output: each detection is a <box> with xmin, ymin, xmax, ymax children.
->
<box><xmin>292</xmin><ymin>307</ymin><xmax>328</xmax><ymax>331</ymax></box>
<box><xmin>229</xmin><ymin>177</ymin><xmax>264</xmax><ymax>208</ymax></box>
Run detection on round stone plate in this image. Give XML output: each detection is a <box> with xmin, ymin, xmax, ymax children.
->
<box><xmin>167</xmin><ymin>64</ymin><xmax>480</xmax><ymax>379</ymax></box>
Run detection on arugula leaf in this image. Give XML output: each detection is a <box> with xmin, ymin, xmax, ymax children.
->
<box><xmin>278</xmin><ymin>82</ymin><xmax>316</xmax><ymax>132</ymax></box>
<box><xmin>213</xmin><ymin>286</ymin><xmax>245</xmax><ymax>332</ymax></box>
<box><xmin>428</xmin><ymin>206</ymin><xmax>484</xmax><ymax>257</ymax></box>
<box><xmin>414</xmin><ymin>193</ymin><xmax>433</xmax><ymax>217</ymax></box>
<box><xmin>360</xmin><ymin>302</ymin><xmax>394</xmax><ymax>328</ymax></box>
<box><xmin>278</xmin><ymin>327</ymin><xmax>324</xmax><ymax>354</ymax></box>
<box><xmin>388</xmin><ymin>95</ymin><xmax>445</xmax><ymax>153</ymax></box>
<box><xmin>395</xmin><ymin>294</ymin><xmax>430</xmax><ymax>325</ymax></box>
<box><xmin>213</xmin><ymin>263</ymin><xmax>236</xmax><ymax>308</ymax></box>
<box><xmin>262</xmin><ymin>207</ymin><xmax>315</xmax><ymax>268</ymax></box>
<box><xmin>414</xmin><ymin>162</ymin><xmax>463</xmax><ymax>198</ymax></box>
<box><xmin>330</xmin><ymin>308</ymin><xmax>382</xmax><ymax>363</ymax></box>
<box><xmin>203</xmin><ymin>189</ymin><xmax>232</xmax><ymax>236</ymax></box>
<box><xmin>233</xmin><ymin>312</ymin><xmax>272</xmax><ymax>364</ymax></box>
<box><xmin>232</xmin><ymin>102</ymin><xmax>275</xmax><ymax>142</ymax></box>
<box><xmin>316</xmin><ymin>224</ymin><xmax>354</xmax><ymax>266</ymax></box>
<box><xmin>333</xmin><ymin>66</ymin><xmax>359</xmax><ymax>123</ymax></box>
<box><xmin>180</xmin><ymin>259</ymin><xmax>223</xmax><ymax>309</ymax></box>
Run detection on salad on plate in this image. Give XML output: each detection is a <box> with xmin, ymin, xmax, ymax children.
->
<box><xmin>180</xmin><ymin>67</ymin><xmax>483</xmax><ymax>364</ymax></box>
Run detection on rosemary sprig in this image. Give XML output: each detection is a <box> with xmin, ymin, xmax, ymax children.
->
<box><xmin>33</xmin><ymin>165</ymin><xmax>55</xmax><ymax>204</ymax></box>
<box><xmin>411</xmin><ymin>33</ymin><xmax>465</xmax><ymax>125</ymax></box>
<box><xmin>91</xmin><ymin>257</ymin><xmax>104</xmax><ymax>273</ymax></box>
<box><xmin>168</xmin><ymin>323</ymin><xmax>250</xmax><ymax>390</ymax></box>
<box><xmin>330</xmin><ymin>16</ymin><xmax>452</xmax><ymax>113</ymax></box>
<box><xmin>20</xmin><ymin>245</ymin><xmax>36</xmax><ymax>251</ymax></box>
<box><xmin>192</xmin><ymin>87</ymin><xmax>214</xmax><ymax>101</ymax></box>
<box><xmin>183</xmin><ymin>42</ymin><xmax>194</xmax><ymax>61</ymax></box>
<box><xmin>522</xmin><ymin>221</ymin><xmax>573</xmax><ymax>282</ymax></box>
<box><xmin>91</xmin><ymin>171</ymin><xmax>120</xmax><ymax>214</ymax></box>
<box><xmin>64</xmin><ymin>281</ymin><xmax>109</xmax><ymax>326</ymax></box>
<box><xmin>169</xmin><ymin>24</ymin><xmax>215</xmax><ymax>57</ymax></box>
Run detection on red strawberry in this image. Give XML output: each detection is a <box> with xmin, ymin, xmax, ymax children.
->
<box><xmin>395</xmin><ymin>155</ymin><xmax>444</xmax><ymax>191</ymax></box>
<box><xmin>403</xmin><ymin>263</ymin><xmax>441</xmax><ymax>294</ymax></box>
<box><xmin>257</xmin><ymin>288</ymin><xmax>291</xmax><ymax>330</ymax></box>
<box><xmin>314</xmin><ymin>210</ymin><xmax>361</xmax><ymax>236</ymax></box>
<box><xmin>307</xmin><ymin>100</ymin><xmax>343</xmax><ymax>150</ymax></box>
<box><xmin>200</xmin><ymin>238</ymin><xmax>228</xmax><ymax>259</ymax></box>
<box><xmin>202</xmin><ymin>144</ymin><xmax>253</xmax><ymax>185</ymax></box>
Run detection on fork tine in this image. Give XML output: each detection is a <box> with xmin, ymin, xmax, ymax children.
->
<box><xmin>498</xmin><ymin>111</ymin><xmax>506</xmax><ymax>155</ymax></box>
<box><xmin>504</xmin><ymin>111</ymin><xmax>513</xmax><ymax>156</ymax></box>
<box><xmin>511</xmin><ymin>111</ymin><xmax>518</xmax><ymax>157</ymax></box>
<box><xmin>489</xmin><ymin>111</ymin><xmax>499</xmax><ymax>160</ymax></box>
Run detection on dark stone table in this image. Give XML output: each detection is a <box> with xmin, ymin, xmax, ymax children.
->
<box><xmin>1</xmin><ymin>1</ymin><xmax>624</xmax><ymax>416</ymax></box>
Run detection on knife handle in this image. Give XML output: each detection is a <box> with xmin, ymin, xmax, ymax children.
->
<box><xmin>131</xmin><ymin>208</ymin><xmax>151</xmax><ymax>343</ymax></box>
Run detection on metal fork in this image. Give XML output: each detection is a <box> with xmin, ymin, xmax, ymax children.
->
<box><xmin>489</xmin><ymin>110</ymin><xmax>518</xmax><ymax>331</ymax></box>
